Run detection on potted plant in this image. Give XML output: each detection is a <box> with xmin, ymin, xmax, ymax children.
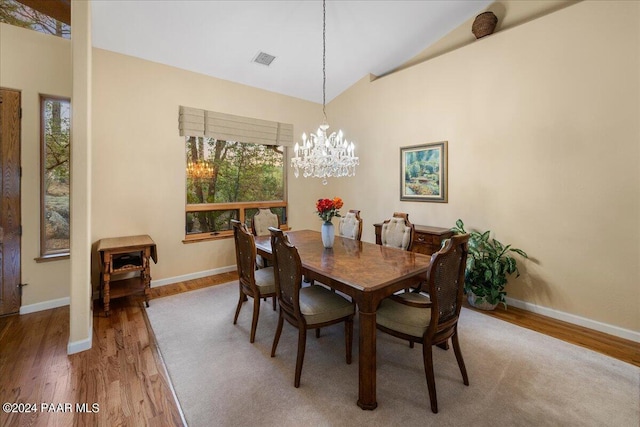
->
<box><xmin>452</xmin><ymin>219</ymin><xmax>528</xmax><ymax>310</ymax></box>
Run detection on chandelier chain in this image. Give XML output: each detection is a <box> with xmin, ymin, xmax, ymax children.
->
<box><xmin>290</xmin><ymin>0</ymin><xmax>359</xmax><ymax>185</ymax></box>
<box><xmin>322</xmin><ymin>0</ymin><xmax>326</xmax><ymax>122</ymax></box>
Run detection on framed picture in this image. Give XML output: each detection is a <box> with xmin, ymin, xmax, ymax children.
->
<box><xmin>400</xmin><ymin>141</ymin><xmax>448</xmax><ymax>203</ymax></box>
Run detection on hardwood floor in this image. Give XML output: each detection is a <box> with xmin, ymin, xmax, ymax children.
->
<box><xmin>0</xmin><ymin>271</ymin><xmax>637</xmax><ymax>426</ymax></box>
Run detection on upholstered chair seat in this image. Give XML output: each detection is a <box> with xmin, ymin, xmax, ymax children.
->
<box><xmin>254</xmin><ymin>266</ymin><xmax>276</xmax><ymax>295</ymax></box>
<box><xmin>377</xmin><ymin>293</ymin><xmax>432</xmax><ymax>339</ymax></box>
<box><xmin>299</xmin><ymin>285</ymin><xmax>355</xmax><ymax>325</ymax></box>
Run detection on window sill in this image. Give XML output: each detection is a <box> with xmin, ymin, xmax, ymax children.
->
<box><xmin>182</xmin><ymin>225</ymin><xmax>290</xmax><ymax>244</ymax></box>
<box><xmin>182</xmin><ymin>232</ymin><xmax>233</xmax><ymax>244</ymax></box>
<box><xmin>35</xmin><ymin>253</ymin><xmax>70</xmax><ymax>263</ymax></box>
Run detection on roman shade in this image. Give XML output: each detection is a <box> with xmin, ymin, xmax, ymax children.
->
<box><xmin>179</xmin><ymin>106</ymin><xmax>293</xmax><ymax>146</ymax></box>
<box><xmin>178</xmin><ymin>106</ymin><xmax>205</xmax><ymax>137</ymax></box>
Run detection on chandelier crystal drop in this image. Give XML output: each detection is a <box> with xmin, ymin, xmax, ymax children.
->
<box><xmin>290</xmin><ymin>0</ymin><xmax>359</xmax><ymax>186</ymax></box>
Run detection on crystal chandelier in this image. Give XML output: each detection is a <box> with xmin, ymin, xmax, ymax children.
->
<box><xmin>186</xmin><ymin>160</ymin><xmax>214</xmax><ymax>179</ymax></box>
<box><xmin>291</xmin><ymin>0</ymin><xmax>359</xmax><ymax>185</ymax></box>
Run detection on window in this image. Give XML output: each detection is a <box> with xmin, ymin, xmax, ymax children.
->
<box><xmin>0</xmin><ymin>0</ymin><xmax>70</xmax><ymax>38</ymax></box>
<box><xmin>185</xmin><ymin>136</ymin><xmax>287</xmax><ymax>241</ymax></box>
<box><xmin>186</xmin><ymin>136</ymin><xmax>287</xmax><ymax>240</ymax></box>
<box><xmin>40</xmin><ymin>95</ymin><xmax>70</xmax><ymax>257</ymax></box>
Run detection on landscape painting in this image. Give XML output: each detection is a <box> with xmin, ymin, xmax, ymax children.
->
<box><xmin>400</xmin><ymin>141</ymin><xmax>448</xmax><ymax>202</ymax></box>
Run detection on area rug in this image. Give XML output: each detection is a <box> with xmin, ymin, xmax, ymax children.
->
<box><xmin>146</xmin><ymin>282</ymin><xmax>639</xmax><ymax>427</ymax></box>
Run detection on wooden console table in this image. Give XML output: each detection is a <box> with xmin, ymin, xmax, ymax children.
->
<box><xmin>96</xmin><ymin>235</ymin><xmax>157</xmax><ymax>316</ymax></box>
<box><xmin>373</xmin><ymin>223</ymin><xmax>453</xmax><ymax>256</ymax></box>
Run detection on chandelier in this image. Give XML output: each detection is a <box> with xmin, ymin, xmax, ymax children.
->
<box><xmin>291</xmin><ymin>0</ymin><xmax>359</xmax><ymax>185</ymax></box>
<box><xmin>186</xmin><ymin>160</ymin><xmax>214</xmax><ymax>179</ymax></box>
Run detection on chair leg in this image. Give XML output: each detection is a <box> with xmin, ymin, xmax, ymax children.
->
<box><xmin>345</xmin><ymin>316</ymin><xmax>353</xmax><ymax>365</ymax></box>
<box><xmin>422</xmin><ymin>343</ymin><xmax>438</xmax><ymax>414</ymax></box>
<box><xmin>272</xmin><ymin>296</ymin><xmax>276</xmax><ymax>311</ymax></box>
<box><xmin>315</xmin><ymin>328</ymin><xmax>320</xmax><ymax>338</ymax></box>
<box><xmin>233</xmin><ymin>290</ymin><xmax>244</xmax><ymax>325</ymax></box>
<box><xmin>250</xmin><ymin>294</ymin><xmax>260</xmax><ymax>343</ymax></box>
<box><xmin>451</xmin><ymin>332</ymin><xmax>469</xmax><ymax>386</ymax></box>
<box><xmin>409</xmin><ymin>341</ymin><xmax>414</xmax><ymax>348</ymax></box>
<box><xmin>271</xmin><ymin>314</ymin><xmax>284</xmax><ymax>357</ymax></box>
<box><xmin>294</xmin><ymin>328</ymin><xmax>307</xmax><ymax>388</ymax></box>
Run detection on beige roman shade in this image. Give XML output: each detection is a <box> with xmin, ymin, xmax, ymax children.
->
<box><xmin>179</xmin><ymin>106</ymin><xmax>293</xmax><ymax>146</ymax></box>
<box><xmin>178</xmin><ymin>106</ymin><xmax>205</xmax><ymax>137</ymax></box>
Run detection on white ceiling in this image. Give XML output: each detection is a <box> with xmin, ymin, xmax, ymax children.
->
<box><xmin>91</xmin><ymin>0</ymin><xmax>492</xmax><ymax>104</ymax></box>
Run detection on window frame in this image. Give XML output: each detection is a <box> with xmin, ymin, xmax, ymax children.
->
<box><xmin>38</xmin><ymin>94</ymin><xmax>71</xmax><ymax>259</ymax></box>
<box><xmin>183</xmin><ymin>139</ymin><xmax>288</xmax><ymax>243</ymax></box>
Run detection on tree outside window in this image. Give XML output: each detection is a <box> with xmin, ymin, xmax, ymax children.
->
<box><xmin>0</xmin><ymin>0</ymin><xmax>70</xmax><ymax>38</ymax></box>
<box><xmin>41</xmin><ymin>96</ymin><xmax>70</xmax><ymax>256</ymax></box>
<box><xmin>185</xmin><ymin>137</ymin><xmax>286</xmax><ymax>239</ymax></box>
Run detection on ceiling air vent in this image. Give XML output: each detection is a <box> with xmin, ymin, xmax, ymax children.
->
<box><xmin>253</xmin><ymin>51</ymin><xmax>276</xmax><ymax>66</ymax></box>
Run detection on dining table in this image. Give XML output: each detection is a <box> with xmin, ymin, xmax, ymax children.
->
<box><xmin>253</xmin><ymin>229</ymin><xmax>433</xmax><ymax>410</ymax></box>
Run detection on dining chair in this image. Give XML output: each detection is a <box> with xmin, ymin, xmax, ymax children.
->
<box><xmin>268</xmin><ymin>227</ymin><xmax>355</xmax><ymax>388</ymax></box>
<box><xmin>231</xmin><ymin>219</ymin><xmax>277</xmax><ymax>343</ymax></box>
<box><xmin>375</xmin><ymin>233</ymin><xmax>470</xmax><ymax>413</ymax></box>
<box><xmin>380</xmin><ymin>212</ymin><xmax>414</xmax><ymax>251</ymax></box>
<box><xmin>251</xmin><ymin>208</ymin><xmax>280</xmax><ymax>268</ymax></box>
<box><xmin>338</xmin><ymin>209</ymin><xmax>363</xmax><ymax>241</ymax></box>
<box><xmin>252</xmin><ymin>208</ymin><xmax>280</xmax><ymax>237</ymax></box>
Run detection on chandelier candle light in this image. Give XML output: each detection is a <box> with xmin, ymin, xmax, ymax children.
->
<box><xmin>291</xmin><ymin>0</ymin><xmax>359</xmax><ymax>186</ymax></box>
<box><xmin>186</xmin><ymin>160</ymin><xmax>214</xmax><ymax>179</ymax></box>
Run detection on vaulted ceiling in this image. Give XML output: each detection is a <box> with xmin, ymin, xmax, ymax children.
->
<box><xmin>16</xmin><ymin>0</ymin><xmax>578</xmax><ymax>104</ymax></box>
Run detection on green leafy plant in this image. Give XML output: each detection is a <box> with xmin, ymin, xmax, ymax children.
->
<box><xmin>452</xmin><ymin>219</ymin><xmax>528</xmax><ymax>308</ymax></box>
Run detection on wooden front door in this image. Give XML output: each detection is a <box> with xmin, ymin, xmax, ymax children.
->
<box><xmin>0</xmin><ymin>88</ymin><xmax>22</xmax><ymax>315</ymax></box>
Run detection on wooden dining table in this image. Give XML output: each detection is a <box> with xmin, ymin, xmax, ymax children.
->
<box><xmin>254</xmin><ymin>229</ymin><xmax>432</xmax><ymax>410</ymax></box>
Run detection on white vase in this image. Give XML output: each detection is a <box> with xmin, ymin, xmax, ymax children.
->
<box><xmin>321</xmin><ymin>221</ymin><xmax>335</xmax><ymax>248</ymax></box>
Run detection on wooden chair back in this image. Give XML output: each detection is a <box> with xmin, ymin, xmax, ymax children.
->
<box><xmin>338</xmin><ymin>209</ymin><xmax>363</xmax><ymax>241</ymax></box>
<box><xmin>426</xmin><ymin>233</ymin><xmax>470</xmax><ymax>342</ymax></box>
<box><xmin>380</xmin><ymin>212</ymin><xmax>414</xmax><ymax>250</ymax></box>
<box><xmin>252</xmin><ymin>209</ymin><xmax>280</xmax><ymax>237</ymax></box>
<box><xmin>232</xmin><ymin>219</ymin><xmax>257</xmax><ymax>293</ymax></box>
<box><xmin>269</xmin><ymin>227</ymin><xmax>302</xmax><ymax>320</ymax></box>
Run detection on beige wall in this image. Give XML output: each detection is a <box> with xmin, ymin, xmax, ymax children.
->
<box><xmin>0</xmin><ymin>23</ymin><xmax>71</xmax><ymax>306</ymax></box>
<box><xmin>2</xmin><ymin>0</ymin><xmax>638</xmax><ymax>336</ymax></box>
<box><xmin>91</xmin><ymin>49</ymin><xmax>326</xmax><ymax>284</ymax></box>
<box><xmin>327</xmin><ymin>0</ymin><xmax>639</xmax><ymax>332</ymax></box>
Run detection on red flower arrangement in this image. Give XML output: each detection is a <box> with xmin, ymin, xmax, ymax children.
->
<box><xmin>316</xmin><ymin>197</ymin><xmax>344</xmax><ymax>222</ymax></box>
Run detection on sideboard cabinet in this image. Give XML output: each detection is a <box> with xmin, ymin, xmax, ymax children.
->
<box><xmin>373</xmin><ymin>223</ymin><xmax>453</xmax><ymax>256</ymax></box>
<box><xmin>96</xmin><ymin>235</ymin><xmax>157</xmax><ymax>316</ymax></box>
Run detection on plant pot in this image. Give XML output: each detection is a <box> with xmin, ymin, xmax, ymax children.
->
<box><xmin>321</xmin><ymin>221</ymin><xmax>335</xmax><ymax>248</ymax></box>
<box><xmin>467</xmin><ymin>291</ymin><xmax>498</xmax><ymax>311</ymax></box>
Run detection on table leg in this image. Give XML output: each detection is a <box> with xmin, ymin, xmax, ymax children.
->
<box><xmin>104</xmin><ymin>276</ymin><xmax>111</xmax><ymax>317</ymax></box>
<box><xmin>357</xmin><ymin>308</ymin><xmax>378</xmax><ymax>410</ymax></box>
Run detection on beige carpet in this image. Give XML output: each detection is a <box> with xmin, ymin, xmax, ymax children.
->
<box><xmin>146</xmin><ymin>282</ymin><xmax>639</xmax><ymax>427</ymax></box>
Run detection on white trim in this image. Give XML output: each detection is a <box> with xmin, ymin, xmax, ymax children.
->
<box><xmin>67</xmin><ymin>316</ymin><xmax>93</xmax><ymax>354</ymax></box>
<box><xmin>20</xmin><ymin>297</ymin><xmax>70</xmax><ymax>314</ymax></box>
<box><xmin>505</xmin><ymin>296</ymin><xmax>640</xmax><ymax>343</ymax></box>
<box><xmin>20</xmin><ymin>266</ymin><xmax>238</xmax><ymax>311</ymax></box>
<box><xmin>150</xmin><ymin>265</ymin><xmax>237</xmax><ymax>288</ymax></box>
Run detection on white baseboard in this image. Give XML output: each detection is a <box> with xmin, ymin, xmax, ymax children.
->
<box><xmin>27</xmin><ymin>268</ymin><xmax>637</xmax><ymax>343</ymax></box>
<box><xmin>67</xmin><ymin>316</ymin><xmax>93</xmax><ymax>355</ymax></box>
<box><xmin>505</xmin><ymin>296</ymin><xmax>640</xmax><ymax>343</ymax></box>
<box><xmin>150</xmin><ymin>265</ymin><xmax>237</xmax><ymax>288</ymax></box>
<box><xmin>20</xmin><ymin>296</ymin><xmax>70</xmax><ymax>315</ymax></box>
